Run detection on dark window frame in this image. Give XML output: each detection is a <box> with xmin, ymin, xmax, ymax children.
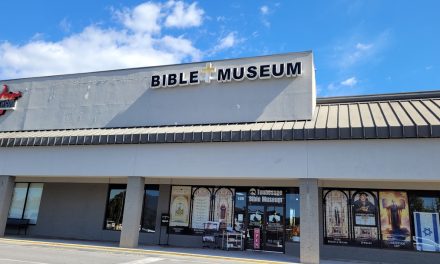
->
<box><xmin>8</xmin><ymin>182</ymin><xmax>44</xmax><ymax>225</ymax></box>
<box><xmin>168</xmin><ymin>184</ymin><xmax>238</xmax><ymax>235</ymax></box>
<box><xmin>408</xmin><ymin>190</ymin><xmax>440</xmax><ymax>251</ymax></box>
<box><xmin>168</xmin><ymin>184</ymin><xmax>297</xmax><ymax>239</ymax></box>
<box><xmin>285</xmin><ymin>187</ymin><xmax>300</xmax><ymax>243</ymax></box>
<box><xmin>322</xmin><ymin>187</ymin><xmax>440</xmax><ymax>254</ymax></box>
<box><xmin>103</xmin><ymin>184</ymin><xmax>127</xmax><ymax>231</ymax></box>
<box><xmin>103</xmin><ymin>184</ymin><xmax>161</xmax><ymax>232</ymax></box>
<box><xmin>140</xmin><ymin>184</ymin><xmax>160</xmax><ymax>233</ymax></box>
<box><xmin>190</xmin><ymin>186</ymin><xmax>214</xmax><ymax>232</ymax></box>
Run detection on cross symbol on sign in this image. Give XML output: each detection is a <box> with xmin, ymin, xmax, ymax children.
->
<box><xmin>200</xmin><ymin>63</ymin><xmax>216</xmax><ymax>83</ymax></box>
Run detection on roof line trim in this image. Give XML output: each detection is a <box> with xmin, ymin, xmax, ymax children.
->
<box><xmin>317</xmin><ymin>90</ymin><xmax>440</xmax><ymax>104</ymax></box>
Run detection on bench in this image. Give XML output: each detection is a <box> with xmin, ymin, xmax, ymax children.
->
<box><xmin>6</xmin><ymin>218</ymin><xmax>30</xmax><ymax>235</ymax></box>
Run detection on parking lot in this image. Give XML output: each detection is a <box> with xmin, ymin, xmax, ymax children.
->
<box><xmin>0</xmin><ymin>238</ymin><xmax>292</xmax><ymax>264</ymax></box>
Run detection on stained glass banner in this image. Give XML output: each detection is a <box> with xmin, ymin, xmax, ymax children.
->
<box><xmin>324</xmin><ymin>190</ymin><xmax>350</xmax><ymax>245</ymax></box>
<box><xmin>214</xmin><ymin>188</ymin><xmax>234</xmax><ymax>228</ymax></box>
<box><xmin>170</xmin><ymin>186</ymin><xmax>191</xmax><ymax>227</ymax></box>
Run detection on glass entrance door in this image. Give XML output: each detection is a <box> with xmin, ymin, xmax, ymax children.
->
<box><xmin>247</xmin><ymin>205</ymin><xmax>264</xmax><ymax>250</ymax></box>
<box><xmin>247</xmin><ymin>205</ymin><xmax>285</xmax><ymax>252</ymax></box>
<box><xmin>264</xmin><ymin>205</ymin><xmax>284</xmax><ymax>252</ymax></box>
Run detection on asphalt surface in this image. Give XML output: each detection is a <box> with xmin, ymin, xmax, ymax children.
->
<box><xmin>0</xmin><ymin>239</ymin><xmax>289</xmax><ymax>264</ymax></box>
<box><xmin>0</xmin><ymin>238</ymin><xmax>376</xmax><ymax>264</ymax></box>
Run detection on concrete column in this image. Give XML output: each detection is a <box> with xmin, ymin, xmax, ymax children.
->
<box><xmin>119</xmin><ymin>176</ymin><xmax>145</xmax><ymax>248</ymax></box>
<box><xmin>0</xmin><ymin>176</ymin><xmax>15</xmax><ymax>237</ymax></box>
<box><xmin>300</xmin><ymin>178</ymin><xmax>320</xmax><ymax>264</ymax></box>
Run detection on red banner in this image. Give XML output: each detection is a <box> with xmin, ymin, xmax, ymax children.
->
<box><xmin>254</xmin><ymin>228</ymin><xmax>260</xmax><ymax>249</ymax></box>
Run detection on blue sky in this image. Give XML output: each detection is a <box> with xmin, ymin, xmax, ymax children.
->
<box><xmin>0</xmin><ymin>0</ymin><xmax>438</xmax><ymax>97</ymax></box>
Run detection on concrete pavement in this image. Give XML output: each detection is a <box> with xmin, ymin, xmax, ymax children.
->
<box><xmin>0</xmin><ymin>237</ymin><xmax>374</xmax><ymax>264</ymax></box>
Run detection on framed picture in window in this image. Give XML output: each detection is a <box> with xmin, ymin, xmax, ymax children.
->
<box><xmin>169</xmin><ymin>186</ymin><xmax>191</xmax><ymax>227</ymax></box>
<box><xmin>323</xmin><ymin>189</ymin><xmax>350</xmax><ymax>245</ymax></box>
<box><xmin>379</xmin><ymin>191</ymin><xmax>412</xmax><ymax>249</ymax></box>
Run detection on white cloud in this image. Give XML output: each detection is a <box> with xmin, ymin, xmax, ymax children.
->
<box><xmin>322</xmin><ymin>81</ymin><xmax>361</xmax><ymax>97</ymax></box>
<box><xmin>0</xmin><ymin>1</ymin><xmax>204</xmax><ymax>79</ymax></box>
<box><xmin>260</xmin><ymin>5</ymin><xmax>270</xmax><ymax>27</ymax></box>
<box><xmin>165</xmin><ymin>1</ymin><xmax>204</xmax><ymax>28</ymax></box>
<box><xmin>323</xmin><ymin>76</ymin><xmax>359</xmax><ymax>96</ymax></box>
<box><xmin>340</xmin><ymin>42</ymin><xmax>375</xmax><ymax>68</ymax></box>
<box><xmin>260</xmin><ymin>5</ymin><xmax>269</xmax><ymax>15</ymax></box>
<box><xmin>334</xmin><ymin>30</ymin><xmax>391</xmax><ymax>69</ymax></box>
<box><xmin>30</xmin><ymin>33</ymin><xmax>45</xmax><ymax>41</ymax></box>
<box><xmin>340</xmin><ymin>77</ymin><xmax>357</xmax><ymax>86</ymax></box>
<box><xmin>214</xmin><ymin>32</ymin><xmax>238</xmax><ymax>51</ymax></box>
<box><xmin>116</xmin><ymin>2</ymin><xmax>162</xmax><ymax>33</ymax></box>
<box><xmin>355</xmin><ymin>43</ymin><xmax>372</xmax><ymax>51</ymax></box>
<box><xmin>159</xmin><ymin>35</ymin><xmax>201</xmax><ymax>60</ymax></box>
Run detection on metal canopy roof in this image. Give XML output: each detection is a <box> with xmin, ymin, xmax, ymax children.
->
<box><xmin>1</xmin><ymin>91</ymin><xmax>440</xmax><ymax>147</ymax></box>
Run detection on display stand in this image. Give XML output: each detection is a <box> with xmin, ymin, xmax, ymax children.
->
<box><xmin>202</xmin><ymin>221</ymin><xmax>220</xmax><ymax>249</ymax></box>
<box><xmin>221</xmin><ymin>231</ymin><xmax>244</xmax><ymax>250</ymax></box>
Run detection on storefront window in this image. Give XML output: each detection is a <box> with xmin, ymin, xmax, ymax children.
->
<box><xmin>285</xmin><ymin>189</ymin><xmax>300</xmax><ymax>242</ymax></box>
<box><xmin>323</xmin><ymin>189</ymin><xmax>350</xmax><ymax>245</ymax></box>
<box><xmin>409</xmin><ymin>192</ymin><xmax>440</xmax><ymax>252</ymax></box>
<box><xmin>234</xmin><ymin>191</ymin><xmax>247</xmax><ymax>232</ymax></box>
<box><xmin>8</xmin><ymin>183</ymin><xmax>44</xmax><ymax>224</ymax></box>
<box><xmin>23</xmin><ymin>183</ymin><xmax>44</xmax><ymax>224</ymax></box>
<box><xmin>379</xmin><ymin>191</ymin><xmax>412</xmax><ymax>249</ymax></box>
<box><xmin>104</xmin><ymin>184</ymin><xmax>161</xmax><ymax>232</ymax></box>
<box><xmin>169</xmin><ymin>186</ymin><xmax>191</xmax><ymax>233</ymax></box>
<box><xmin>104</xmin><ymin>185</ymin><xmax>126</xmax><ymax>231</ymax></box>
<box><xmin>141</xmin><ymin>185</ymin><xmax>160</xmax><ymax>233</ymax></box>
<box><xmin>410</xmin><ymin>195</ymin><xmax>440</xmax><ymax>213</ymax></box>
<box><xmin>169</xmin><ymin>185</ymin><xmax>237</xmax><ymax>234</ymax></box>
<box><xmin>213</xmin><ymin>188</ymin><xmax>234</xmax><ymax>229</ymax></box>
<box><xmin>321</xmin><ymin>188</ymin><xmax>440</xmax><ymax>253</ymax></box>
<box><xmin>8</xmin><ymin>183</ymin><xmax>28</xmax><ymax>219</ymax></box>
<box><xmin>191</xmin><ymin>187</ymin><xmax>212</xmax><ymax>232</ymax></box>
<box><xmin>351</xmin><ymin>190</ymin><xmax>379</xmax><ymax>247</ymax></box>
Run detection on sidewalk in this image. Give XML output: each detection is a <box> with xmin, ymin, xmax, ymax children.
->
<box><xmin>0</xmin><ymin>236</ymin><xmax>369</xmax><ymax>264</ymax></box>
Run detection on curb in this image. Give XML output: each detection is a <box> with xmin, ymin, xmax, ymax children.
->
<box><xmin>0</xmin><ymin>237</ymin><xmax>294</xmax><ymax>264</ymax></box>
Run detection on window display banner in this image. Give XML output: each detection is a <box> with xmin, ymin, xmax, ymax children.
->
<box><xmin>169</xmin><ymin>186</ymin><xmax>191</xmax><ymax>227</ymax></box>
<box><xmin>414</xmin><ymin>212</ymin><xmax>440</xmax><ymax>252</ymax></box>
<box><xmin>191</xmin><ymin>187</ymin><xmax>212</xmax><ymax>230</ymax></box>
<box><xmin>352</xmin><ymin>191</ymin><xmax>379</xmax><ymax>247</ymax></box>
<box><xmin>324</xmin><ymin>190</ymin><xmax>350</xmax><ymax>245</ymax></box>
<box><xmin>379</xmin><ymin>191</ymin><xmax>412</xmax><ymax>249</ymax></box>
<box><xmin>254</xmin><ymin>228</ymin><xmax>261</xmax><ymax>249</ymax></box>
<box><xmin>214</xmin><ymin>188</ymin><xmax>234</xmax><ymax>228</ymax></box>
<box><xmin>249</xmin><ymin>209</ymin><xmax>263</xmax><ymax>226</ymax></box>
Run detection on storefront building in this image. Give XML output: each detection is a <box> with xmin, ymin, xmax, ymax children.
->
<box><xmin>0</xmin><ymin>51</ymin><xmax>439</xmax><ymax>264</ymax></box>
